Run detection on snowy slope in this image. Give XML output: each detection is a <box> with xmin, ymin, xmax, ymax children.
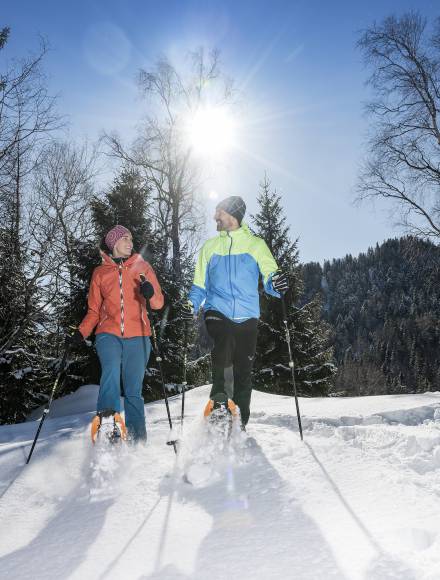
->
<box><xmin>2</xmin><ymin>386</ymin><xmax>440</xmax><ymax>580</ymax></box>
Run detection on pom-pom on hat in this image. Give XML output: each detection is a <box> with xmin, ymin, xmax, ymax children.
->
<box><xmin>105</xmin><ymin>225</ymin><xmax>130</xmax><ymax>252</ymax></box>
<box><xmin>216</xmin><ymin>196</ymin><xmax>246</xmax><ymax>224</ymax></box>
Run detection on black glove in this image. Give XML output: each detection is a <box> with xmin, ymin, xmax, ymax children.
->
<box><xmin>140</xmin><ymin>277</ymin><xmax>154</xmax><ymax>300</ymax></box>
<box><xmin>181</xmin><ymin>300</ymin><xmax>195</xmax><ymax>321</ymax></box>
<box><xmin>272</xmin><ymin>271</ymin><xmax>289</xmax><ymax>294</ymax></box>
<box><xmin>65</xmin><ymin>329</ymin><xmax>84</xmax><ymax>347</ymax></box>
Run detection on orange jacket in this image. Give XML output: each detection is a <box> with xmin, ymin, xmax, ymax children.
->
<box><xmin>78</xmin><ymin>252</ymin><xmax>164</xmax><ymax>339</ymax></box>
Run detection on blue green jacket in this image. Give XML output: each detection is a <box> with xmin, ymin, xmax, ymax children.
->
<box><xmin>189</xmin><ymin>223</ymin><xmax>280</xmax><ymax>322</ymax></box>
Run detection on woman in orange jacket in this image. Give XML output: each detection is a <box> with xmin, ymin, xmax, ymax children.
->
<box><xmin>70</xmin><ymin>225</ymin><xmax>164</xmax><ymax>442</ymax></box>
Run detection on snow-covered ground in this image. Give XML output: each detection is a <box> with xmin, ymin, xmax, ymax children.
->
<box><xmin>2</xmin><ymin>385</ymin><xmax>440</xmax><ymax>580</ymax></box>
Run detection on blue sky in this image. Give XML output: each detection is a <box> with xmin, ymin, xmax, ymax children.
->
<box><xmin>3</xmin><ymin>0</ymin><xmax>439</xmax><ymax>263</ymax></box>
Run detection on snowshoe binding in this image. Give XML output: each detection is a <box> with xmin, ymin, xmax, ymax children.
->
<box><xmin>91</xmin><ymin>410</ymin><xmax>128</xmax><ymax>445</ymax></box>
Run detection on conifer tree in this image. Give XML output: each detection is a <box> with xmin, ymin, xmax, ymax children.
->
<box><xmin>64</xmin><ymin>166</ymin><xmax>159</xmax><ymax>393</ymax></box>
<box><xmin>91</xmin><ymin>167</ymin><xmax>156</xmax><ymax>260</ymax></box>
<box><xmin>66</xmin><ymin>166</ymin><xmax>205</xmax><ymax>401</ymax></box>
<box><xmin>251</xmin><ymin>175</ymin><xmax>335</xmax><ymax>396</ymax></box>
<box><xmin>0</xmin><ymin>226</ymin><xmax>45</xmax><ymax>422</ymax></box>
<box><xmin>0</xmin><ymin>29</ymin><xmax>59</xmax><ymax>423</ymax></box>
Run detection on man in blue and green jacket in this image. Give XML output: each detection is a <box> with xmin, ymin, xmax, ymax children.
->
<box><xmin>183</xmin><ymin>195</ymin><xmax>288</xmax><ymax>428</ymax></box>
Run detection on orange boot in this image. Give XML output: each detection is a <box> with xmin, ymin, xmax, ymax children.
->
<box><xmin>91</xmin><ymin>410</ymin><xmax>128</xmax><ymax>444</ymax></box>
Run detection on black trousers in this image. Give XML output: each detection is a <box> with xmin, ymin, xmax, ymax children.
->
<box><xmin>205</xmin><ymin>310</ymin><xmax>258</xmax><ymax>426</ymax></box>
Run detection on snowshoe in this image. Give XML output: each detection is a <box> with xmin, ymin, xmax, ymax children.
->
<box><xmin>204</xmin><ymin>392</ymin><xmax>238</xmax><ymax>419</ymax></box>
<box><xmin>181</xmin><ymin>394</ymin><xmax>242</xmax><ymax>486</ymax></box>
<box><xmin>91</xmin><ymin>410</ymin><xmax>127</xmax><ymax>445</ymax></box>
<box><xmin>203</xmin><ymin>392</ymin><xmax>238</xmax><ymax>439</ymax></box>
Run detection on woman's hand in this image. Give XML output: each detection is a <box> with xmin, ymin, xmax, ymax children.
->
<box><xmin>139</xmin><ymin>275</ymin><xmax>154</xmax><ymax>300</ymax></box>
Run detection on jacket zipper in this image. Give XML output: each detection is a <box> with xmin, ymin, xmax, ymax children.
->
<box><xmin>118</xmin><ymin>263</ymin><xmax>125</xmax><ymax>336</ymax></box>
<box><xmin>227</xmin><ymin>232</ymin><xmax>236</xmax><ymax>319</ymax></box>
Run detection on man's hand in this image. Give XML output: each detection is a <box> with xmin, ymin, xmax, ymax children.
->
<box><xmin>65</xmin><ymin>329</ymin><xmax>84</xmax><ymax>347</ymax></box>
<box><xmin>140</xmin><ymin>275</ymin><xmax>154</xmax><ymax>300</ymax></box>
<box><xmin>181</xmin><ymin>300</ymin><xmax>195</xmax><ymax>321</ymax></box>
<box><xmin>272</xmin><ymin>271</ymin><xmax>289</xmax><ymax>294</ymax></box>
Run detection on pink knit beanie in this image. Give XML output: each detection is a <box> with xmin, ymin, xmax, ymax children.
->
<box><xmin>105</xmin><ymin>225</ymin><xmax>130</xmax><ymax>252</ymax></box>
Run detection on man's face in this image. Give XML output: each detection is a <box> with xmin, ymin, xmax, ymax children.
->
<box><xmin>214</xmin><ymin>208</ymin><xmax>239</xmax><ymax>231</ymax></box>
<box><xmin>113</xmin><ymin>233</ymin><xmax>133</xmax><ymax>257</ymax></box>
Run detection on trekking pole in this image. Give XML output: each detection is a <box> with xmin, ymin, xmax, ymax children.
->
<box><xmin>281</xmin><ymin>293</ymin><xmax>304</xmax><ymax>441</ymax></box>
<box><xmin>181</xmin><ymin>321</ymin><xmax>189</xmax><ymax>429</ymax></box>
<box><xmin>145</xmin><ymin>298</ymin><xmax>178</xmax><ymax>454</ymax></box>
<box><xmin>26</xmin><ymin>344</ymin><xmax>71</xmax><ymax>464</ymax></box>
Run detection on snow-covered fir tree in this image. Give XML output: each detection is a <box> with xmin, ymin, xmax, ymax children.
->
<box><xmin>64</xmin><ymin>167</ymin><xmax>161</xmax><ymax>396</ymax></box>
<box><xmin>91</xmin><ymin>166</ymin><xmax>156</xmax><ymax>258</ymax></box>
<box><xmin>251</xmin><ymin>175</ymin><xmax>336</xmax><ymax>396</ymax></box>
<box><xmin>65</xmin><ymin>166</ymin><xmax>207</xmax><ymax>401</ymax></box>
<box><xmin>0</xmin><ymin>226</ymin><xmax>44</xmax><ymax>422</ymax></box>
<box><xmin>0</xmin><ymin>28</ymin><xmax>60</xmax><ymax>423</ymax></box>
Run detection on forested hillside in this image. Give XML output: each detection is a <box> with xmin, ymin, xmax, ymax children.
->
<box><xmin>301</xmin><ymin>237</ymin><xmax>440</xmax><ymax>395</ymax></box>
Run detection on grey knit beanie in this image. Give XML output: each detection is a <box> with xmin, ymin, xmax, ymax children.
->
<box><xmin>216</xmin><ymin>196</ymin><xmax>246</xmax><ymax>224</ymax></box>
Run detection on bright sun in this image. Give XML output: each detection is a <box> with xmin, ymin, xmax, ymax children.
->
<box><xmin>184</xmin><ymin>106</ymin><xmax>237</xmax><ymax>158</ymax></box>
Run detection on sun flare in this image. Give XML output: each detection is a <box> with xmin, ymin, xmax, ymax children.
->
<box><xmin>184</xmin><ymin>106</ymin><xmax>237</xmax><ymax>158</ymax></box>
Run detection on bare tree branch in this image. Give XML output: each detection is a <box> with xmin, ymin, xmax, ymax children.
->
<box><xmin>357</xmin><ymin>12</ymin><xmax>440</xmax><ymax>239</ymax></box>
<box><xmin>102</xmin><ymin>49</ymin><xmax>232</xmax><ymax>280</ymax></box>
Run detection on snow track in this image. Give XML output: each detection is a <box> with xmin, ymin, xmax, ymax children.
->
<box><xmin>1</xmin><ymin>386</ymin><xmax>440</xmax><ymax>579</ymax></box>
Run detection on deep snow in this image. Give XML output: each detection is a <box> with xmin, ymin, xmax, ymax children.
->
<box><xmin>2</xmin><ymin>385</ymin><xmax>440</xmax><ymax>579</ymax></box>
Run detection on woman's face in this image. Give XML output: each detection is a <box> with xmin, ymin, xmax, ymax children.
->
<box><xmin>113</xmin><ymin>233</ymin><xmax>133</xmax><ymax>258</ymax></box>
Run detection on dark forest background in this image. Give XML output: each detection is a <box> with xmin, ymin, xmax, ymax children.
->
<box><xmin>301</xmin><ymin>237</ymin><xmax>440</xmax><ymax>396</ymax></box>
